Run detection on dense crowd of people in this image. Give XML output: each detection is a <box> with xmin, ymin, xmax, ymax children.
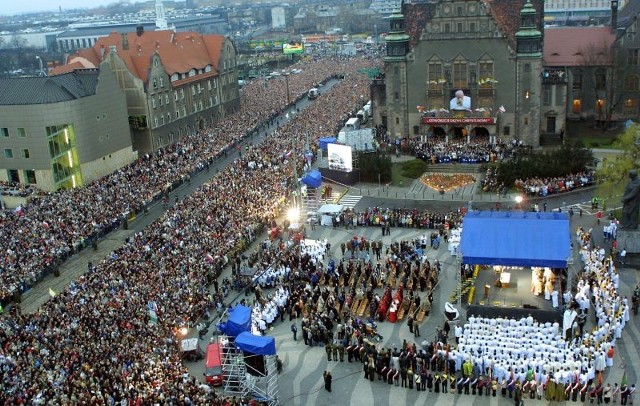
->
<box><xmin>414</xmin><ymin>138</ymin><xmax>508</xmax><ymax>164</ymax></box>
<box><xmin>482</xmin><ymin>168</ymin><xmax>596</xmax><ymax>196</ymax></box>
<box><xmin>333</xmin><ymin>207</ymin><xmax>464</xmax><ymax>232</ymax></box>
<box><xmin>299</xmin><ymin>242</ymin><xmax>634</xmax><ymax>404</ymax></box>
<box><xmin>0</xmin><ymin>181</ymin><xmax>39</xmax><ymax>198</ymax></box>
<box><xmin>0</xmin><ymin>54</ymin><xmax>381</xmax><ymax>404</ymax></box>
<box><xmin>514</xmin><ymin>173</ymin><xmax>596</xmax><ymax>197</ymax></box>
<box><xmin>0</xmin><ymin>55</ymin><xmax>378</xmax><ymax>305</ymax></box>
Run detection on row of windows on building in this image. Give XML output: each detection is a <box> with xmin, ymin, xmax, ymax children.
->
<box><xmin>166</xmin><ymin>65</ymin><xmax>214</xmax><ymax>84</ymax></box>
<box><xmin>57</xmin><ymin>37</ymin><xmax>100</xmax><ymax>51</ymax></box>
<box><xmin>3</xmin><ymin>148</ymin><xmax>30</xmax><ymax>159</ymax></box>
<box><xmin>151</xmin><ymin>82</ymin><xmax>220</xmax><ymax>108</ymax></box>
<box><xmin>570</xmin><ymin>97</ymin><xmax>638</xmax><ymax>114</ymax></box>
<box><xmin>426</xmin><ymin>61</ymin><xmax>496</xmax><ymax>89</ymax></box>
<box><xmin>6</xmin><ymin>169</ymin><xmax>36</xmax><ymax>184</ymax></box>
<box><xmin>544</xmin><ymin>0</ymin><xmax>618</xmax><ymax>9</ymax></box>
<box><xmin>1</xmin><ymin>127</ymin><xmax>27</xmax><ymax>138</ymax></box>
<box><xmin>434</xmin><ymin>21</ymin><xmax>487</xmax><ymax>34</ymax></box>
<box><xmin>152</xmin><ymin>96</ymin><xmax>220</xmax><ymax>128</ymax></box>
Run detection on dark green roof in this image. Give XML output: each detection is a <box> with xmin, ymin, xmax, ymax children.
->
<box><xmin>0</xmin><ymin>69</ymin><xmax>100</xmax><ymax>105</ymax></box>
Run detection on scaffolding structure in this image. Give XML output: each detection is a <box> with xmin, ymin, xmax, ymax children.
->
<box><xmin>220</xmin><ymin>335</ymin><xmax>279</xmax><ymax>405</ymax></box>
<box><xmin>301</xmin><ymin>186</ymin><xmax>320</xmax><ymax>214</ymax></box>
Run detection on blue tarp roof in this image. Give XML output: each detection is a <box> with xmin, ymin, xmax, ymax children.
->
<box><xmin>218</xmin><ymin>305</ymin><xmax>251</xmax><ymax>337</ymax></box>
<box><xmin>319</xmin><ymin>137</ymin><xmax>337</xmax><ymax>150</ymax></box>
<box><xmin>302</xmin><ymin>169</ymin><xmax>322</xmax><ymax>188</ymax></box>
<box><xmin>460</xmin><ymin>211</ymin><xmax>571</xmax><ymax>268</ymax></box>
<box><xmin>235</xmin><ymin>332</ymin><xmax>277</xmax><ymax>355</ymax></box>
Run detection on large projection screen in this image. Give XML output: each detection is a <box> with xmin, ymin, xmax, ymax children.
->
<box><xmin>327</xmin><ymin>143</ymin><xmax>353</xmax><ymax>172</ymax></box>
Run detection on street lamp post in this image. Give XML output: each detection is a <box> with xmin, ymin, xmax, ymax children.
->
<box><xmin>35</xmin><ymin>56</ymin><xmax>46</xmax><ymax>77</ymax></box>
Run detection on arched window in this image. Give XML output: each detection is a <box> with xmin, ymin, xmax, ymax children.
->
<box><xmin>624</xmin><ymin>74</ymin><xmax>640</xmax><ymax>91</ymax></box>
<box><xmin>452</xmin><ymin>57</ymin><xmax>468</xmax><ymax>89</ymax></box>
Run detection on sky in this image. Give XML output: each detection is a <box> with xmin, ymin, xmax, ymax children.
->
<box><xmin>3</xmin><ymin>1</ymin><xmax>150</xmax><ymax>16</ymax></box>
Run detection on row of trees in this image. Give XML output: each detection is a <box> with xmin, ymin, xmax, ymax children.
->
<box><xmin>357</xmin><ymin>151</ymin><xmax>392</xmax><ymax>183</ymax></box>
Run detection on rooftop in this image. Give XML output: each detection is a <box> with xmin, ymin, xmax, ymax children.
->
<box><xmin>51</xmin><ymin>29</ymin><xmax>225</xmax><ymax>84</ymax></box>
<box><xmin>543</xmin><ymin>26</ymin><xmax>616</xmax><ymax>66</ymax></box>
<box><xmin>0</xmin><ymin>69</ymin><xmax>99</xmax><ymax>105</ymax></box>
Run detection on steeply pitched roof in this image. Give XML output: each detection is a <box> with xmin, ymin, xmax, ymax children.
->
<box><xmin>543</xmin><ymin>27</ymin><xmax>616</xmax><ymax>66</ymax></box>
<box><xmin>0</xmin><ymin>69</ymin><xmax>100</xmax><ymax>105</ymax></box>
<box><xmin>485</xmin><ymin>0</ymin><xmax>544</xmax><ymax>46</ymax></box>
<box><xmin>403</xmin><ymin>0</ymin><xmax>543</xmax><ymax>49</ymax></box>
<box><xmin>618</xmin><ymin>0</ymin><xmax>640</xmax><ymax>30</ymax></box>
<box><xmin>404</xmin><ymin>2</ymin><xmax>438</xmax><ymax>48</ymax></box>
<box><xmin>53</xmin><ymin>30</ymin><xmax>226</xmax><ymax>84</ymax></box>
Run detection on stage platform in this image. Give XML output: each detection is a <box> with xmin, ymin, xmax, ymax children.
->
<box><xmin>466</xmin><ymin>266</ymin><xmax>562</xmax><ymax>324</ymax></box>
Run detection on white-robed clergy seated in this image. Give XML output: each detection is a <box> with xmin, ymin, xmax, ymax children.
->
<box><xmin>449</xmin><ymin>90</ymin><xmax>471</xmax><ymax>110</ymax></box>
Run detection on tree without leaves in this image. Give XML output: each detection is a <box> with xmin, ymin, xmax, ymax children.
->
<box><xmin>577</xmin><ymin>39</ymin><xmax>624</xmax><ymax>129</ymax></box>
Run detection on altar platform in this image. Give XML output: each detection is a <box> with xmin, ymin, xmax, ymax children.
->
<box><xmin>466</xmin><ymin>265</ymin><xmax>562</xmax><ymax>324</ymax></box>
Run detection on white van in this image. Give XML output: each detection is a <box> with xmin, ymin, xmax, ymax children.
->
<box><xmin>363</xmin><ymin>101</ymin><xmax>371</xmax><ymax>116</ymax></box>
<box><xmin>345</xmin><ymin>117</ymin><xmax>360</xmax><ymax>131</ymax></box>
<box><xmin>357</xmin><ymin>109</ymin><xmax>368</xmax><ymax>124</ymax></box>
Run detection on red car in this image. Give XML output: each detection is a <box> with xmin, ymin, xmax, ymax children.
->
<box><xmin>204</xmin><ymin>343</ymin><xmax>224</xmax><ymax>386</ymax></box>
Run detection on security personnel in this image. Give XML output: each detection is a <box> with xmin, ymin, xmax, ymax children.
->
<box><xmin>325</xmin><ymin>342</ymin><xmax>333</xmax><ymax>361</ymax></box>
<box><xmin>338</xmin><ymin>343</ymin><xmax>345</xmax><ymax>362</ymax></box>
<box><xmin>347</xmin><ymin>344</ymin><xmax>354</xmax><ymax>362</ymax></box>
<box><xmin>332</xmin><ymin>343</ymin><xmax>339</xmax><ymax>362</ymax></box>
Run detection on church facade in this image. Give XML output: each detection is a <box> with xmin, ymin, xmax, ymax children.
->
<box><xmin>379</xmin><ymin>0</ymin><xmax>544</xmax><ymax>147</ymax></box>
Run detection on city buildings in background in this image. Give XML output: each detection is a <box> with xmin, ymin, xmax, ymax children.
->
<box><xmin>375</xmin><ymin>0</ymin><xmax>640</xmax><ymax>147</ymax></box>
<box><xmin>0</xmin><ymin>65</ymin><xmax>136</xmax><ymax>190</ymax></box>
<box><xmin>51</xmin><ymin>27</ymin><xmax>240</xmax><ymax>154</ymax></box>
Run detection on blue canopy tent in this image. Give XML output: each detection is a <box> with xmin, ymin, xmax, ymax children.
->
<box><xmin>460</xmin><ymin>211</ymin><xmax>571</xmax><ymax>268</ymax></box>
<box><xmin>319</xmin><ymin>137</ymin><xmax>337</xmax><ymax>150</ymax></box>
<box><xmin>218</xmin><ymin>305</ymin><xmax>251</xmax><ymax>337</ymax></box>
<box><xmin>235</xmin><ymin>332</ymin><xmax>277</xmax><ymax>355</ymax></box>
<box><xmin>302</xmin><ymin>170</ymin><xmax>322</xmax><ymax>188</ymax></box>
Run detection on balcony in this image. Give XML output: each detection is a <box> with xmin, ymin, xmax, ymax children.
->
<box><xmin>542</xmin><ymin>69</ymin><xmax>567</xmax><ymax>84</ymax></box>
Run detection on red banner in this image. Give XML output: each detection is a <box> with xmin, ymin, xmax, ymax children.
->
<box><xmin>422</xmin><ymin>117</ymin><xmax>495</xmax><ymax>125</ymax></box>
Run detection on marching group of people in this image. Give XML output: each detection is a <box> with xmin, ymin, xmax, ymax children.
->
<box><xmin>0</xmin><ymin>54</ymin><xmax>382</xmax><ymax>404</ymax></box>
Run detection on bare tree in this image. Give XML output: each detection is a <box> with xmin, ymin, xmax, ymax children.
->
<box><xmin>578</xmin><ymin>39</ymin><xmax>623</xmax><ymax>129</ymax></box>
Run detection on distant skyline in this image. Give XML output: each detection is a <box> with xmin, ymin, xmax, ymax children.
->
<box><xmin>2</xmin><ymin>1</ymin><xmax>154</xmax><ymax>16</ymax></box>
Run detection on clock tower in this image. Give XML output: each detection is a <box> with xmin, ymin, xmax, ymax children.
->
<box><xmin>384</xmin><ymin>7</ymin><xmax>411</xmax><ymax>139</ymax></box>
<box><xmin>515</xmin><ymin>0</ymin><xmax>543</xmax><ymax>147</ymax></box>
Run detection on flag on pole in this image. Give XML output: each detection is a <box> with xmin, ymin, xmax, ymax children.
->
<box><xmin>498</xmin><ymin>105</ymin><xmax>506</xmax><ymax>113</ymax></box>
<box><xmin>48</xmin><ymin>288</ymin><xmax>56</xmax><ymax>297</ymax></box>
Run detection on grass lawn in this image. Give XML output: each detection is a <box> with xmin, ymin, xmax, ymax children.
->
<box><xmin>578</xmin><ymin>136</ymin><xmax>617</xmax><ymax>148</ymax></box>
<box><xmin>567</xmin><ymin>121</ymin><xmax>621</xmax><ymax>149</ymax></box>
<box><xmin>390</xmin><ymin>159</ymin><xmax>428</xmax><ymax>186</ymax></box>
<box><xmin>391</xmin><ymin>164</ymin><xmax>412</xmax><ymax>186</ymax></box>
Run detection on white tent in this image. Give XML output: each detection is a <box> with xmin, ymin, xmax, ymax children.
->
<box><xmin>317</xmin><ymin>204</ymin><xmax>343</xmax><ymax>226</ymax></box>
